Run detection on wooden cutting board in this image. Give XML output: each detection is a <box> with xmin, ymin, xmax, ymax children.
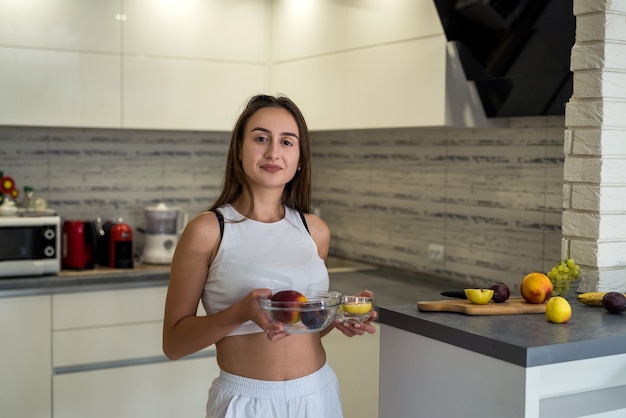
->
<box><xmin>417</xmin><ymin>297</ymin><xmax>546</xmax><ymax>315</ymax></box>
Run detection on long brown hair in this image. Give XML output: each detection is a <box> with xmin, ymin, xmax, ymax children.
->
<box><xmin>209</xmin><ymin>94</ymin><xmax>312</xmax><ymax>215</ymax></box>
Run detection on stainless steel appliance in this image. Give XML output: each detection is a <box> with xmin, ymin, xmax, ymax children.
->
<box><xmin>0</xmin><ymin>215</ymin><xmax>61</xmax><ymax>278</ymax></box>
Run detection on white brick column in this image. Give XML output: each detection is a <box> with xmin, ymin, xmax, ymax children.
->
<box><xmin>565</xmin><ymin>0</ymin><xmax>626</xmax><ymax>292</ymax></box>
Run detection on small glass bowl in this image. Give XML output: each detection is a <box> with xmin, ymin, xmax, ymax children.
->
<box><xmin>550</xmin><ymin>278</ymin><xmax>580</xmax><ymax>300</ymax></box>
<box><xmin>260</xmin><ymin>291</ymin><xmax>342</xmax><ymax>333</ymax></box>
<box><xmin>337</xmin><ymin>295</ymin><xmax>375</xmax><ymax>325</ymax></box>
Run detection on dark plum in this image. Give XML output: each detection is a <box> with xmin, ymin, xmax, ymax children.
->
<box><xmin>489</xmin><ymin>281</ymin><xmax>511</xmax><ymax>303</ymax></box>
<box><xmin>301</xmin><ymin>303</ymin><xmax>328</xmax><ymax>329</ymax></box>
<box><xmin>602</xmin><ymin>292</ymin><xmax>626</xmax><ymax>314</ymax></box>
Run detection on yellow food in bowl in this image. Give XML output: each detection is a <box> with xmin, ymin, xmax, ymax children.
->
<box><xmin>342</xmin><ymin>302</ymin><xmax>372</xmax><ymax>315</ymax></box>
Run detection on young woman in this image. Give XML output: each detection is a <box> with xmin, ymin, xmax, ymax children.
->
<box><xmin>162</xmin><ymin>94</ymin><xmax>376</xmax><ymax>418</ymax></box>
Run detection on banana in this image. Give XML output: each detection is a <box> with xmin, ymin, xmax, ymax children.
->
<box><xmin>577</xmin><ymin>292</ymin><xmax>606</xmax><ymax>307</ymax></box>
<box><xmin>577</xmin><ymin>292</ymin><xmax>626</xmax><ymax>307</ymax></box>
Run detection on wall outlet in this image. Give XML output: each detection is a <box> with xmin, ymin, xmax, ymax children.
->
<box><xmin>428</xmin><ymin>244</ymin><xmax>445</xmax><ymax>263</ymax></box>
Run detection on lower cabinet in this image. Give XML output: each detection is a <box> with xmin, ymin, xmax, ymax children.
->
<box><xmin>0</xmin><ymin>294</ymin><xmax>52</xmax><ymax>418</ymax></box>
<box><xmin>325</xmin><ymin>323</ymin><xmax>380</xmax><ymax>418</ymax></box>
<box><xmin>53</xmin><ymin>356</ymin><xmax>218</xmax><ymax>418</ymax></box>
<box><xmin>52</xmin><ymin>286</ymin><xmax>217</xmax><ymax>418</ymax></box>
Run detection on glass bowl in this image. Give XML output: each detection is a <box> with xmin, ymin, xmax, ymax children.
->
<box><xmin>550</xmin><ymin>278</ymin><xmax>580</xmax><ymax>300</ymax></box>
<box><xmin>337</xmin><ymin>295</ymin><xmax>375</xmax><ymax>325</ymax></box>
<box><xmin>260</xmin><ymin>291</ymin><xmax>342</xmax><ymax>333</ymax></box>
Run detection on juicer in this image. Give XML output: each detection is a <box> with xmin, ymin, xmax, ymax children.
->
<box><xmin>142</xmin><ymin>202</ymin><xmax>187</xmax><ymax>264</ymax></box>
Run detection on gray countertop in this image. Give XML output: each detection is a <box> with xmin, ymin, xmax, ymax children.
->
<box><xmin>4</xmin><ymin>265</ymin><xmax>625</xmax><ymax>369</ymax></box>
<box><xmin>0</xmin><ymin>265</ymin><xmax>171</xmax><ymax>297</ymax></box>
<box><xmin>355</xmin><ymin>269</ymin><xmax>626</xmax><ymax>368</ymax></box>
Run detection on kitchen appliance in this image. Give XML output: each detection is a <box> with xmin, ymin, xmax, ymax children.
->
<box><xmin>142</xmin><ymin>203</ymin><xmax>187</xmax><ymax>264</ymax></box>
<box><xmin>98</xmin><ymin>220</ymin><xmax>134</xmax><ymax>269</ymax></box>
<box><xmin>0</xmin><ymin>215</ymin><xmax>61</xmax><ymax>278</ymax></box>
<box><xmin>62</xmin><ymin>220</ymin><xmax>97</xmax><ymax>269</ymax></box>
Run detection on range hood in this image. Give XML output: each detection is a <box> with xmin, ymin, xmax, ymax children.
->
<box><xmin>434</xmin><ymin>0</ymin><xmax>575</xmax><ymax>118</ymax></box>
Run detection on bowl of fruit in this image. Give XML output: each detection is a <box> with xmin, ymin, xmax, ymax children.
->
<box><xmin>546</xmin><ymin>257</ymin><xmax>581</xmax><ymax>299</ymax></box>
<box><xmin>260</xmin><ymin>290</ymin><xmax>342</xmax><ymax>333</ymax></box>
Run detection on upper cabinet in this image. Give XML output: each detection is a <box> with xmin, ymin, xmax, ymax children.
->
<box><xmin>121</xmin><ymin>0</ymin><xmax>269</xmax><ymax>130</ymax></box>
<box><xmin>270</xmin><ymin>0</ymin><xmax>458</xmax><ymax>130</ymax></box>
<box><xmin>0</xmin><ymin>0</ymin><xmax>269</xmax><ymax>130</ymax></box>
<box><xmin>271</xmin><ymin>0</ymin><xmax>443</xmax><ymax>61</ymax></box>
<box><xmin>0</xmin><ymin>0</ymin><xmax>490</xmax><ymax>131</ymax></box>
<box><xmin>0</xmin><ymin>0</ymin><xmax>122</xmax><ymax>127</ymax></box>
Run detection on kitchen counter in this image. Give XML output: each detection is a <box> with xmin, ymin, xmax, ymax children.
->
<box><xmin>0</xmin><ymin>264</ymin><xmax>171</xmax><ymax>297</ymax></box>
<box><xmin>372</xmin><ymin>271</ymin><xmax>626</xmax><ymax>418</ymax></box>
<box><xmin>5</xmin><ymin>265</ymin><xmax>626</xmax><ymax>416</ymax></box>
<box><xmin>379</xmin><ymin>294</ymin><xmax>626</xmax><ymax>368</ymax></box>
<box><xmin>0</xmin><ymin>256</ymin><xmax>383</xmax><ymax>298</ymax></box>
<box><xmin>6</xmin><ymin>265</ymin><xmax>626</xmax><ymax>365</ymax></box>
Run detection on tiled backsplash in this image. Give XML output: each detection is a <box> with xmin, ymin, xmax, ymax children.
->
<box><xmin>311</xmin><ymin>116</ymin><xmax>565</xmax><ymax>290</ymax></box>
<box><xmin>0</xmin><ymin>127</ymin><xmax>230</xmax><ymax>252</ymax></box>
<box><xmin>1</xmin><ymin>116</ymin><xmax>564</xmax><ymax>289</ymax></box>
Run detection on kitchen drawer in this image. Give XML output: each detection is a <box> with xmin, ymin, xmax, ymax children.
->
<box><xmin>53</xmin><ymin>322</ymin><xmax>164</xmax><ymax>368</ymax></box>
<box><xmin>54</xmin><ymin>355</ymin><xmax>219</xmax><ymax>418</ymax></box>
<box><xmin>52</xmin><ymin>286</ymin><xmax>167</xmax><ymax>330</ymax></box>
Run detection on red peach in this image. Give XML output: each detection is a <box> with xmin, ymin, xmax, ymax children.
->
<box><xmin>520</xmin><ymin>272</ymin><xmax>553</xmax><ymax>304</ymax></box>
<box><xmin>271</xmin><ymin>290</ymin><xmax>307</xmax><ymax>323</ymax></box>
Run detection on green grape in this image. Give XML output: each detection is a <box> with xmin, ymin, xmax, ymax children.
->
<box><xmin>547</xmin><ymin>256</ymin><xmax>581</xmax><ymax>296</ymax></box>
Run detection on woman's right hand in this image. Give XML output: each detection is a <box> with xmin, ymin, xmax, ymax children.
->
<box><xmin>238</xmin><ymin>288</ymin><xmax>285</xmax><ymax>339</ymax></box>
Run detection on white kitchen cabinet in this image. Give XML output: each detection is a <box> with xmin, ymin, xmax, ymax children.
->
<box><xmin>272</xmin><ymin>36</ymin><xmax>447</xmax><ymax>130</ymax></box>
<box><xmin>0</xmin><ymin>0</ymin><xmax>123</xmax><ymax>128</ymax></box>
<box><xmin>325</xmin><ymin>323</ymin><xmax>380</xmax><ymax>418</ymax></box>
<box><xmin>122</xmin><ymin>56</ymin><xmax>266</xmax><ymax>131</ymax></box>
<box><xmin>271</xmin><ymin>0</ymin><xmax>443</xmax><ymax>62</ymax></box>
<box><xmin>119</xmin><ymin>0</ymin><xmax>269</xmax><ymax>130</ymax></box>
<box><xmin>0</xmin><ymin>48</ymin><xmax>121</xmax><ymax>127</ymax></box>
<box><xmin>52</xmin><ymin>286</ymin><xmax>217</xmax><ymax>418</ymax></box>
<box><xmin>270</xmin><ymin>0</ymin><xmax>451</xmax><ymax>130</ymax></box>
<box><xmin>0</xmin><ymin>0</ymin><xmax>268</xmax><ymax>130</ymax></box>
<box><xmin>0</xmin><ymin>0</ymin><xmax>121</xmax><ymax>52</ymax></box>
<box><xmin>54</xmin><ymin>356</ymin><xmax>218</xmax><ymax>418</ymax></box>
<box><xmin>122</xmin><ymin>0</ymin><xmax>267</xmax><ymax>62</ymax></box>
<box><xmin>0</xmin><ymin>295</ymin><xmax>52</xmax><ymax>418</ymax></box>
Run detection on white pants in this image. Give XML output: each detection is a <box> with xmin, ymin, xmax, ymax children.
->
<box><xmin>206</xmin><ymin>362</ymin><xmax>343</xmax><ymax>418</ymax></box>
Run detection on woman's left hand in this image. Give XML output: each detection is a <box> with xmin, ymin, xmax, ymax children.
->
<box><xmin>333</xmin><ymin>289</ymin><xmax>378</xmax><ymax>337</ymax></box>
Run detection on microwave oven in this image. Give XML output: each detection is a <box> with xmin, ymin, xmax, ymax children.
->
<box><xmin>0</xmin><ymin>215</ymin><xmax>61</xmax><ymax>278</ymax></box>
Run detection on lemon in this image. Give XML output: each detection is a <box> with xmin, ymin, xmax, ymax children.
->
<box><xmin>545</xmin><ymin>296</ymin><xmax>572</xmax><ymax>323</ymax></box>
<box><xmin>464</xmin><ymin>289</ymin><xmax>494</xmax><ymax>305</ymax></box>
<box><xmin>342</xmin><ymin>302</ymin><xmax>372</xmax><ymax>315</ymax></box>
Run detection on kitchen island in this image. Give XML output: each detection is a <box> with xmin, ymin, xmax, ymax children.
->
<box><xmin>378</xmin><ymin>286</ymin><xmax>626</xmax><ymax>418</ymax></box>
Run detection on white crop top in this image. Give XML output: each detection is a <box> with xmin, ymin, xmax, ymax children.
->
<box><xmin>202</xmin><ymin>204</ymin><xmax>329</xmax><ymax>336</ymax></box>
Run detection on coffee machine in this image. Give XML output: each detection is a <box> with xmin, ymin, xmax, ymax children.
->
<box><xmin>97</xmin><ymin>218</ymin><xmax>134</xmax><ymax>269</ymax></box>
<box><xmin>142</xmin><ymin>203</ymin><xmax>187</xmax><ymax>264</ymax></box>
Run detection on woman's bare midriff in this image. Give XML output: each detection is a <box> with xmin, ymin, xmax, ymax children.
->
<box><xmin>215</xmin><ymin>332</ymin><xmax>326</xmax><ymax>381</ymax></box>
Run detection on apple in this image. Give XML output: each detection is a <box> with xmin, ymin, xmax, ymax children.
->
<box><xmin>545</xmin><ymin>296</ymin><xmax>572</xmax><ymax>323</ymax></box>
<box><xmin>489</xmin><ymin>281</ymin><xmax>510</xmax><ymax>303</ymax></box>
<box><xmin>520</xmin><ymin>272</ymin><xmax>553</xmax><ymax>304</ymax></box>
<box><xmin>271</xmin><ymin>290</ymin><xmax>307</xmax><ymax>324</ymax></box>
